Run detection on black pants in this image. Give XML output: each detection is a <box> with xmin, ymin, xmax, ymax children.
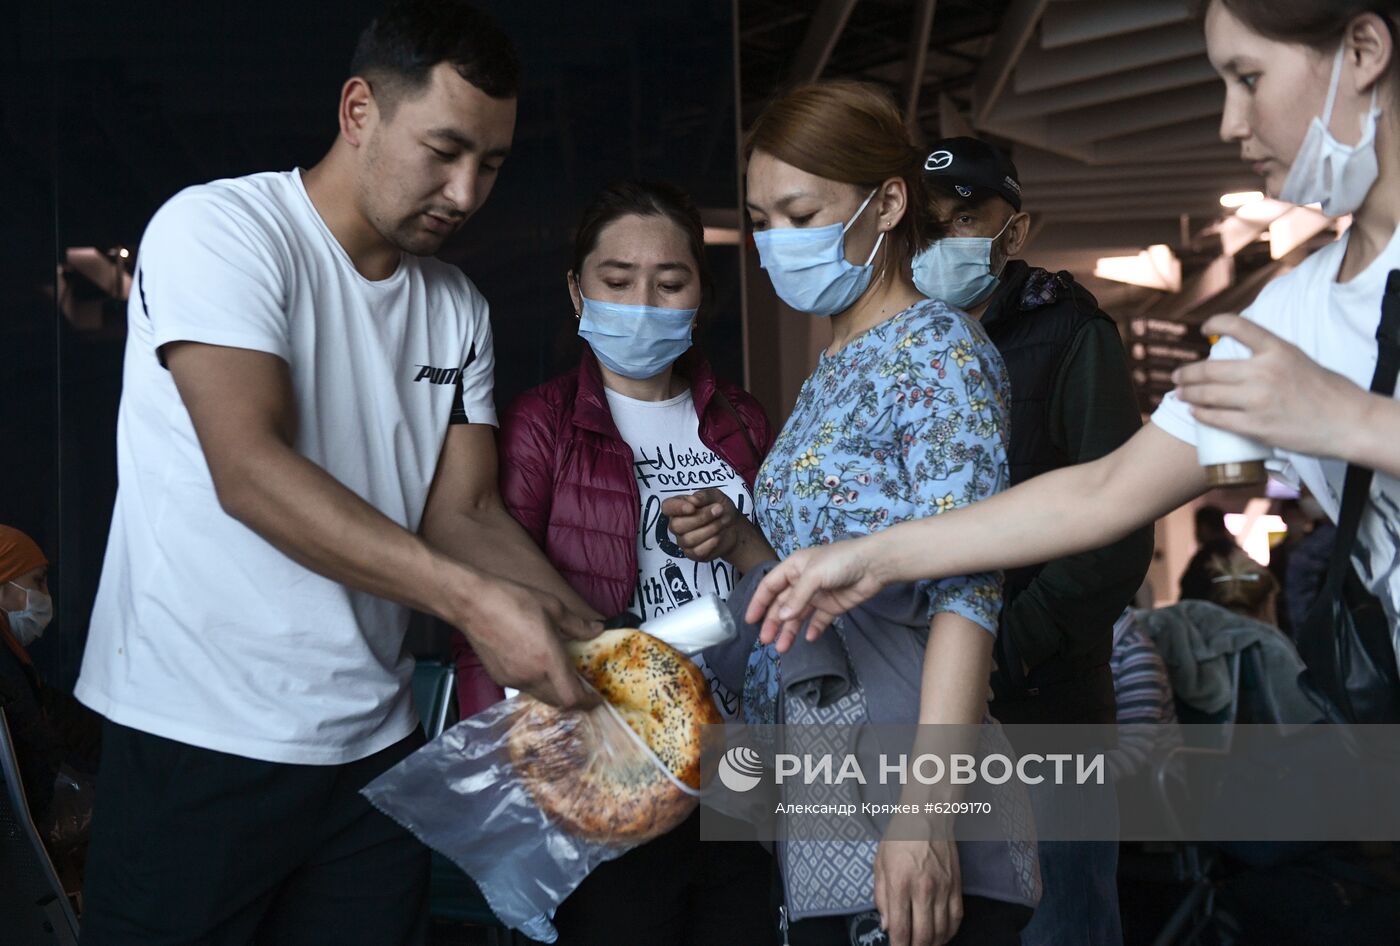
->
<box><xmin>81</xmin><ymin>719</ymin><xmax>429</xmax><ymax>946</ymax></box>
<box><xmin>549</xmin><ymin>810</ymin><xmax>778</xmax><ymax>945</ymax></box>
<box><xmin>783</xmin><ymin>896</ymin><xmax>1033</xmax><ymax>946</ymax></box>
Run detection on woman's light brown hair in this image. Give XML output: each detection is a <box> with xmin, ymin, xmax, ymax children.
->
<box><xmin>744</xmin><ymin>79</ymin><xmax>930</xmax><ymax>282</ymax></box>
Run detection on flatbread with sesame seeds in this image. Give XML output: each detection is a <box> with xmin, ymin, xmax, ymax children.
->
<box><xmin>507</xmin><ymin>628</ymin><xmax>722</xmax><ymax>843</ymax></box>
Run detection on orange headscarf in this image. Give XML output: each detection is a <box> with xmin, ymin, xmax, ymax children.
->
<box><xmin>0</xmin><ymin>526</ymin><xmax>48</xmax><ymax>666</ymax></box>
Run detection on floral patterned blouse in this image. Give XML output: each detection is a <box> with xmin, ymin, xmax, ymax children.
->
<box><xmin>754</xmin><ymin>297</ymin><xmax>1011</xmax><ymax>633</ymax></box>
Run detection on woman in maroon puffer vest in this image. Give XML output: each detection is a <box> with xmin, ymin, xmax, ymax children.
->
<box><xmin>453</xmin><ymin>180</ymin><xmax>779</xmax><ymax>944</ymax></box>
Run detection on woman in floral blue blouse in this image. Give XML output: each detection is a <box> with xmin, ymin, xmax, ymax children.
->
<box><xmin>752</xmin><ymin>317</ymin><xmax>1008</xmax><ymax>629</ymax></box>
<box><xmin>667</xmin><ymin>81</ymin><xmax>1031</xmax><ymax>946</ymax></box>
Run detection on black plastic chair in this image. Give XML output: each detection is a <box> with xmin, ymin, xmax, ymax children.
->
<box><xmin>411</xmin><ymin>659</ymin><xmax>519</xmax><ymax>946</ymax></box>
<box><xmin>0</xmin><ymin>704</ymin><xmax>80</xmax><ymax>946</ymax></box>
<box><xmin>1147</xmin><ymin>652</ymin><xmax>1242</xmax><ymax>946</ymax></box>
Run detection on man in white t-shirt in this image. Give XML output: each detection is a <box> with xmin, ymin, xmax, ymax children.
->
<box><xmin>76</xmin><ymin>4</ymin><xmax>603</xmax><ymax>943</ymax></box>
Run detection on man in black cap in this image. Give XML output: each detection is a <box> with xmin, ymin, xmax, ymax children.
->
<box><xmin>916</xmin><ymin>136</ymin><xmax>1152</xmax><ymax>946</ymax></box>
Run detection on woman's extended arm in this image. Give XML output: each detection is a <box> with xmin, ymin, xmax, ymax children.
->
<box><xmin>747</xmin><ymin>423</ymin><xmax>1209</xmax><ymax>648</ymax></box>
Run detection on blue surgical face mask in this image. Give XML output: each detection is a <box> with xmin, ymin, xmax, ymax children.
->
<box><xmin>910</xmin><ymin>214</ymin><xmax>1014</xmax><ymax>311</ymax></box>
<box><xmin>577</xmin><ymin>295</ymin><xmax>697</xmax><ymax>380</ymax></box>
<box><xmin>752</xmin><ymin>189</ymin><xmax>885</xmax><ymax>317</ymax></box>
<box><xmin>5</xmin><ymin>581</ymin><xmax>52</xmax><ymax>648</ymax></box>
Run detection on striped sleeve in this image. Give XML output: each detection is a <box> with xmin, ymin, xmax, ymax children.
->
<box><xmin>1110</xmin><ymin>622</ymin><xmax>1179</xmax><ymax>780</ymax></box>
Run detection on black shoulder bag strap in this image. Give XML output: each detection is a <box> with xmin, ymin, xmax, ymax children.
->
<box><xmin>1297</xmin><ymin>270</ymin><xmax>1400</xmax><ymax>722</ymax></box>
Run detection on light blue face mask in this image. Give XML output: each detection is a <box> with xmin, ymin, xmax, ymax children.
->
<box><xmin>911</xmin><ymin>215</ymin><xmax>1014</xmax><ymax>311</ymax></box>
<box><xmin>577</xmin><ymin>295</ymin><xmax>697</xmax><ymax>380</ymax></box>
<box><xmin>752</xmin><ymin>189</ymin><xmax>885</xmax><ymax>317</ymax></box>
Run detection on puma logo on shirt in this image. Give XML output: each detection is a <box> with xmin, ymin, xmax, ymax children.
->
<box><xmin>414</xmin><ymin>343</ymin><xmax>477</xmax><ymax>385</ymax></box>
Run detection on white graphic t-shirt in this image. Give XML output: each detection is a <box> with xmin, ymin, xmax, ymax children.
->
<box><xmin>605</xmin><ymin>387</ymin><xmax>754</xmax><ymax>718</ymax></box>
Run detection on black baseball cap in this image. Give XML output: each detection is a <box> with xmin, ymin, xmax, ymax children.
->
<box><xmin>922</xmin><ymin>137</ymin><xmax>1022</xmax><ymax>212</ymax></box>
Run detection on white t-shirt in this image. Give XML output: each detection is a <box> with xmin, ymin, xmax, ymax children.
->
<box><xmin>1153</xmin><ymin>223</ymin><xmax>1400</xmax><ymax>652</ymax></box>
<box><xmin>605</xmin><ymin>387</ymin><xmax>754</xmax><ymax>718</ymax></box>
<box><xmin>76</xmin><ymin>169</ymin><xmax>497</xmax><ymax>764</ymax></box>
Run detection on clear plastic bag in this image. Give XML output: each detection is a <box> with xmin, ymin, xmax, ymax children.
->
<box><xmin>362</xmin><ymin>688</ymin><xmax>704</xmax><ymax>942</ymax></box>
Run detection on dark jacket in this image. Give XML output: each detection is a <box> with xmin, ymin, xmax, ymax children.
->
<box><xmin>1285</xmin><ymin>523</ymin><xmax>1337</xmax><ymax>637</ymax></box>
<box><xmin>0</xmin><ymin>626</ymin><xmax>101</xmax><ymax>820</ymax></box>
<box><xmin>451</xmin><ymin>350</ymin><xmax>773</xmax><ymax>715</ymax></box>
<box><xmin>0</xmin><ymin>638</ymin><xmax>60</xmax><ymax>816</ymax></box>
<box><xmin>981</xmin><ymin>261</ymin><xmax>1155</xmax><ymax>726</ymax></box>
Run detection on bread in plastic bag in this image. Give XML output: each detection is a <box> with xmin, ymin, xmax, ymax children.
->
<box><xmin>362</xmin><ymin>629</ymin><xmax>722</xmax><ymax>942</ymax></box>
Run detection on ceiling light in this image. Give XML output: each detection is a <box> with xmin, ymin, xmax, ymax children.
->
<box><xmin>1234</xmin><ymin>198</ymin><xmax>1291</xmax><ymax>224</ymax></box>
<box><xmin>1219</xmin><ymin>190</ymin><xmax>1264</xmax><ymax>208</ymax></box>
<box><xmin>1093</xmin><ymin>244</ymin><xmax>1181</xmax><ymax>293</ymax></box>
<box><xmin>1225</xmin><ymin>500</ymin><xmax>1286</xmax><ymax>566</ymax></box>
<box><xmin>1268</xmin><ymin>205</ymin><xmax>1332</xmax><ymax>259</ymax></box>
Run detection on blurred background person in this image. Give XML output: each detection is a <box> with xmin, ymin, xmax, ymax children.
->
<box><xmin>1178</xmin><ymin>505</ymin><xmax>1240</xmax><ymax>603</ymax></box>
<box><xmin>1206</xmin><ymin>549</ymin><xmax>1282</xmax><ymax>627</ymax></box>
<box><xmin>0</xmin><ymin>525</ymin><xmax>100</xmax><ymax>888</ymax></box>
<box><xmin>1107</xmin><ymin>609</ymin><xmax>1180</xmax><ymax>783</ymax></box>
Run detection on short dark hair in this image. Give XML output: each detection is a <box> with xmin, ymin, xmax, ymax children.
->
<box><xmin>571</xmin><ymin>180</ymin><xmax>714</xmax><ymax>328</ymax></box>
<box><xmin>350</xmin><ymin>0</ymin><xmax>519</xmax><ymax>117</ymax></box>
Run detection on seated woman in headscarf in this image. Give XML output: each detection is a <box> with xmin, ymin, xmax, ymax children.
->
<box><xmin>0</xmin><ymin>525</ymin><xmax>101</xmax><ymax>847</ymax></box>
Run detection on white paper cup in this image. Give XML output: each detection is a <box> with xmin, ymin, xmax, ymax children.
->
<box><xmin>1194</xmin><ymin>331</ymin><xmax>1268</xmax><ymax>486</ymax></box>
<box><xmin>1197</xmin><ymin>423</ymin><xmax>1269</xmax><ymax>486</ymax></box>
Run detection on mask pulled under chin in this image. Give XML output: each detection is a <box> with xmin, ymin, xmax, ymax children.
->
<box><xmin>1278</xmin><ymin>42</ymin><xmax>1382</xmax><ymax>217</ymax></box>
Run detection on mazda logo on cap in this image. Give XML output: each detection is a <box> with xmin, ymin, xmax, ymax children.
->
<box><xmin>924</xmin><ymin>150</ymin><xmax>953</xmax><ymax>171</ymax></box>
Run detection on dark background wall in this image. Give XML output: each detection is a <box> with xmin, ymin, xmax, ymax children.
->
<box><xmin>0</xmin><ymin>1</ymin><xmax>742</xmax><ymax>690</ymax></box>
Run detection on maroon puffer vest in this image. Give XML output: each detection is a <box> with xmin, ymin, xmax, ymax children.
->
<box><xmin>452</xmin><ymin>350</ymin><xmax>773</xmax><ymax>714</ymax></box>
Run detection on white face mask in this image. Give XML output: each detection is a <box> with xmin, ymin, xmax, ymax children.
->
<box><xmin>1278</xmin><ymin>43</ymin><xmax>1382</xmax><ymax>216</ymax></box>
<box><xmin>5</xmin><ymin>581</ymin><xmax>53</xmax><ymax>647</ymax></box>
